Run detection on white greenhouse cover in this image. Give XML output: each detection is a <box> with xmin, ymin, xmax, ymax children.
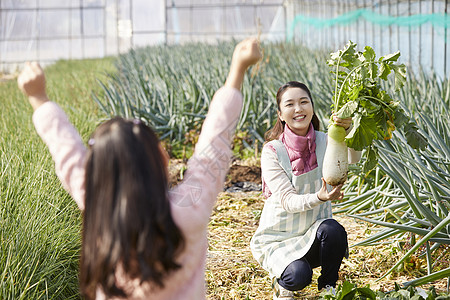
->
<box><xmin>0</xmin><ymin>0</ymin><xmax>285</xmax><ymax>73</ymax></box>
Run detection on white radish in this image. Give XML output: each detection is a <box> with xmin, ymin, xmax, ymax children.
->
<box><xmin>323</xmin><ymin>124</ymin><xmax>348</xmax><ymax>186</ymax></box>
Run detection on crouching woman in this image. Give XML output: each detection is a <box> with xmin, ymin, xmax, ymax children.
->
<box><xmin>250</xmin><ymin>81</ymin><xmax>361</xmax><ymax>299</ymax></box>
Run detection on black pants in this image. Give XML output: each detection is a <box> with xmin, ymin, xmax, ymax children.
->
<box><xmin>277</xmin><ymin>219</ymin><xmax>348</xmax><ymax>291</ymax></box>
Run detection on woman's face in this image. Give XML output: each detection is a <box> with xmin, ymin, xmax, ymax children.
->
<box><xmin>278</xmin><ymin>87</ymin><xmax>314</xmax><ymax>137</ymax></box>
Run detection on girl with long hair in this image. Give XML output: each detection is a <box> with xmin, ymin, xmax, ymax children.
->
<box><xmin>250</xmin><ymin>81</ymin><xmax>361</xmax><ymax>299</ymax></box>
<box><xmin>18</xmin><ymin>38</ymin><xmax>261</xmax><ymax>299</ymax></box>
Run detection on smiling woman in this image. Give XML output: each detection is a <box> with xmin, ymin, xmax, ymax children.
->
<box><xmin>277</xmin><ymin>87</ymin><xmax>314</xmax><ymax>137</ymax></box>
<box><xmin>265</xmin><ymin>81</ymin><xmax>321</xmax><ymax>142</ymax></box>
<box><xmin>250</xmin><ymin>80</ymin><xmax>360</xmax><ymax>299</ymax></box>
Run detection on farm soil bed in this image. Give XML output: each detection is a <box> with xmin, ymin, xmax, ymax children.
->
<box><xmin>168</xmin><ymin>159</ymin><xmax>449</xmax><ymax>299</ymax></box>
<box><xmin>205</xmin><ymin>192</ymin><xmax>449</xmax><ymax>299</ymax></box>
<box><xmin>168</xmin><ymin>158</ymin><xmax>262</xmax><ymax>189</ymax></box>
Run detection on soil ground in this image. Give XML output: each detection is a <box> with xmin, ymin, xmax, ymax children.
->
<box><xmin>168</xmin><ymin>158</ymin><xmax>449</xmax><ymax>299</ymax></box>
<box><xmin>168</xmin><ymin>158</ymin><xmax>262</xmax><ymax>189</ymax></box>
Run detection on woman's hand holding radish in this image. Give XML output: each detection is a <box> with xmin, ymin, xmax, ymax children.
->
<box><xmin>332</xmin><ymin>114</ymin><xmax>352</xmax><ymax>130</ymax></box>
<box><xmin>317</xmin><ymin>178</ymin><xmax>344</xmax><ymax>202</ymax></box>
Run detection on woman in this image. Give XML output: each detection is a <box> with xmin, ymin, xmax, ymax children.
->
<box><xmin>250</xmin><ymin>81</ymin><xmax>361</xmax><ymax>299</ymax></box>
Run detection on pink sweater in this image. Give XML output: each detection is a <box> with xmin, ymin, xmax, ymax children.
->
<box><xmin>32</xmin><ymin>86</ymin><xmax>243</xmax><ymax>300</ymax></box>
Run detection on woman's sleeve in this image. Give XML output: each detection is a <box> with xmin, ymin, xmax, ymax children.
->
<box><xmin>261</xmin><ymin>145</ymin><xmax>323</xmax><ymax>213</ymax></box>
<box><xmin>348</xmin><ymin>147</ymin><xmax>362</xmax><ymax>164</ymax></box>
<box><xmin>32</xmin><ymin>102</ymin><xmax>87</xmax><ymax>210</ymax></box>
<box><xmin>345</xmin><ymin>125</ymin><xmax>362</xmax><ymax>164</ymax></box>
<box><xmin>169</xmin><ymin>86</ymin><xmax>243</xmax><ymax>229</ymax></box>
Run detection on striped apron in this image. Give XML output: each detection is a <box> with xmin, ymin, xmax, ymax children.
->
<box><xmin>250</xmin><ymin>131</ymin><xmax>332</xmax><ymax>278</ymax></box>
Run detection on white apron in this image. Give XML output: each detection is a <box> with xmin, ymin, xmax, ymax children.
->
<box><xmin>250</xmin><ymin>131</ymin><xmax>332</xmax><ymax>278</ymax></box>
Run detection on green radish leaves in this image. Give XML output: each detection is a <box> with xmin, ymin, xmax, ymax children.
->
<box><xmin>336</xmin><ymin>98</ymin><xmax>359</xmax><ymax>118</ymax></box>
<box><xmin>391</xmin><ymin>63</ymin><xmax>407</xmax><ymax>92</ymax></box>
<box><xmin>345</xmin><ymin>114</ymin><xmax>378</xmax><ymax>151</ymax></box>
<box><xmin>328</xmin><ymin>41</ymin><xmax>427</xmax><ymax>171</ymax></box>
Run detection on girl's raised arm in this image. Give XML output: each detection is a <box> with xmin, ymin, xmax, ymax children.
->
<box><xmin>225</xmin><ymin>37</ymin><xmax>262</xmax><ymax>90</ymax></box>
<box><xmin>17</xmin><ymin>62</ymin><xmax>49</xmax><ymax>110</ymax></box>
<box><xmin>18</xmin><ymin>62</ymin><xmax>87</xmax><ymax>210</ymax></box>
<box><xmin>169</xmin><ymin>38</ymin><xmax>261</xmax><ymax>225</ymax></box>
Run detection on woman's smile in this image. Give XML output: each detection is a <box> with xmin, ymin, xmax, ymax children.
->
<box><xmin>293</xmin><ymin>114</ymin><xmax>306</xmax><ymax>121</ymax></box>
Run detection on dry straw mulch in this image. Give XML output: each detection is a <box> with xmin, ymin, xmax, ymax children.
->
<box><xmin>206</xmin><ymin>191</ymin><xmax>449</xmax><ymax>300</ymax></box>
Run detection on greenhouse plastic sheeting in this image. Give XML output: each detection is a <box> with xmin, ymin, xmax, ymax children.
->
<box><xmin>0</xmin><ymin>0</ymin><xmax>285</xmax><ymax>73</ymax></box>
<box><xmin>2</xmin><ymin>0</ymin><xmax>448</xmax><ymax>78</ymax></box>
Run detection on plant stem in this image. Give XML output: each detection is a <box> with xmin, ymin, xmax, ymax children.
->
<box><xmin>362</xmin><ymin>95</ymin><xmax>396</xmax><ymax>113</ymax></box>
<box><xmin>336</xmin><ymin>60</ymin><xmax>374</xmax><ymax>110</ymax></box>
<box><xmin>333</xmin><ymin>55</ymin><xmax>342</xmax><ymax>112</ymax></box>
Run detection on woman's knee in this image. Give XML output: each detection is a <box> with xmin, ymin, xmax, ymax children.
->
<box><xmin>318</xmin><ymin>219</ymin><xmax>347</xmax><ymax>243</ymax></box>
<box><xmin>278</xmin><ymin>259</ymin><xmax>313</xmax><ymax>291</ymax></box>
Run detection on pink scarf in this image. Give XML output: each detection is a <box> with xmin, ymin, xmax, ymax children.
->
<box><xmin>262</xmin><ymin>124</ymin><xmax>318</xmax><ymax>198</ymax></box>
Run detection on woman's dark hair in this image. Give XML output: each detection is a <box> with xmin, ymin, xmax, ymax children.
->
<box><xmin>80</xmin><ymin>117</ymin><xmax>184</xmax><ymax>299</ymax></box>
<box><xmin>265</xmin><ymin>81</ymin><xmax>320</xmax><ymax>142</ymax></box>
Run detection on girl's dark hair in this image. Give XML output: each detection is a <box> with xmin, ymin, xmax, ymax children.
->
<box><xmin>80</xmin><ymin>117</ymin><xmax>184</xmax><ymax>299</ymax></box>
<box><xmin>265</xmin><ymin>81</ymin><xmax>320</xmax><ymax>142</ymax></box>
